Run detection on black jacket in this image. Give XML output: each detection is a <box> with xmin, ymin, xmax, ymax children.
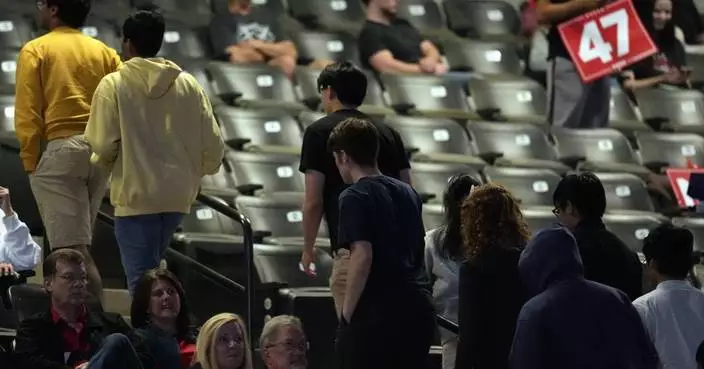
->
<box><xmin>572</xmin><ymin>219</ymin><xmax>643</xmax><ymax>301</ymax></box>
<box><xmin>456</xmin><ymin>247</ymin><xmax>526</xmax><ymax>369</ymax></box>
<box><xmin>12</xmin><ymin>309</ymin><xmax>149</xmax><ymax>369</ymax></box>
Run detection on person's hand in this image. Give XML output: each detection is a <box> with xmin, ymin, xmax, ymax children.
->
<box><xmin>434</xmin><ymin>62</ymin><xmax>449</xmax><ymax>75</ymax></box>
<box><xmin>247</xmin><ymin>39</ymin><xmax>265</xmax><ymax>49</ymax></box>
<box><xmin>0</xmin><ymin>186</ymin><xmax>13</xmax><ymax>217</ymax></box>
<box><xmin>75</xmin><ymin>362</ymin><xmax>90</xmax><ymax>369</ymax></box>
<box><xmin>578</xmin><ymin>0</ymin><xmax>604</xmax><ymax>12</ymax></box>
<box><xmin>663</xmin><ymin>68</ymin><xmax>686</xmax><ymax>84</ymax></box>
<box><xmin>0</xmin><ymin>263</ymin><xmax>15</xmax><ymax>277</ymax></box>
<box><xmin>300</xmin><ymin>247</ymin><xmax>317</xmax><ymax>277</ymax></box>
<box><xmin>419</xmin><ymin>57</ymin><xmax>438</xmax><ymax>74</ymax></box>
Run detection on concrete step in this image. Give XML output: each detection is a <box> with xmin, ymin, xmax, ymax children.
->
<box><xmin>104</xmin><ymin>288</ymin><xmax>131</xmax><ymax>317</ymax></box>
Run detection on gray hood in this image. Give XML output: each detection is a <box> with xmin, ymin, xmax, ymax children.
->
<box><xmin>120</xmin><ymin>57</ymin><xmax>182</xmax><ymax>99</ymax></box>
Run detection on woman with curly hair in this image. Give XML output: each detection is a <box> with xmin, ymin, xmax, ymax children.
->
<box><xmin>455</xmin><ymin>184</ymin><xmax>529</xmax><ymax>369</ymax></box>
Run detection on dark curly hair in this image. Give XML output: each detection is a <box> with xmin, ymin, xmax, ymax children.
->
<box><xmin>461</xmin><ymin>184</ymin><xmax>530</xmax><ymax>260</ymax></box>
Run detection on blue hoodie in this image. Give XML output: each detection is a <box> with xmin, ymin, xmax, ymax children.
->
<box><xmin>509</xmin><ymin>227</ymin><xmax>659</xmax><ymax>369</ymax></box>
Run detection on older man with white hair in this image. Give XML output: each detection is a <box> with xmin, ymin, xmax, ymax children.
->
<box><xmin>260</xmin><ymin>315</ymin><xmax>308</xmax><ymax>369</ymax></box>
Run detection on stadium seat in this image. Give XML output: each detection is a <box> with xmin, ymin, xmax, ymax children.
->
<box><xmin>288</xmin><ymin>0</ymin><xmax>366</xmax><ymax>34</ymax></box>
<box><xmin>411</xmin><ymin>161</ymin><xmax>483</xmax><ymax>202</ymax></box>
<box><xmin>635</xmin><ymin>88</ymin><xmax>704</xmax><ymax>132</ymax></box>
<box><xmin>207</xmin><ymin>62</ymin><xmax>307</xmax><ymax>112</ymax></box>
<box><xmin>225</xmin><ymin>151</ymin><xmax>305</xmax><ymax>193</ymax></box>
<box><xmin>522</xmin><ymin>207</ymin><xmax>557</xmax><ymax>235</ymax></box>
<box><xmin>671</xmin><ymin>217</ymin><xmax>704</xmax><ymax>258</ymax></box>
<box><xmin>466</xmin><ymin>122</ymin><xmax>570</xmax><ymax>173</ymax></box>
<box><xmin>443</xmin><ymin>39</ymin><xmax>522</xmax><ymax>75</ymax></box>
<box><xmin>0</xmin><ymin>13</ymin><xmax>33</xmax><ymax>50</ymax></box>
<box><xmin>294</xmin><ymin>67</ymin><xmax>393</xmax><ymax>117</ymax></box>
<box><xmin>468</xmin><ymin>75</ymin><xmax>547</xmax><ymax>123</ymax></box>
<box><xmin>0</xmin><ymin>50</ymin><xmax>19</xmax><ymax>91</ymax></box>
<box><xmin>594</xmin><ymin>172</ymin><xmax>655</xmax><ymax>213</ymax></box>
<box><xmin>551</xmin><ymin>128</ymin><xmax>649</xmax><ymax>175</ymax></box>
<box><xmin>81</xmin><ymin>16</ymin><xmax>121</xmax><ymax>50</ymax></box>
<box><xmin>291</xmin><ymin>30</ymin><xmax>359</xmax><ymax>65</ymax></box>
<box><xmin>422</xmin><ymin>203</ymin><xmax>444</xmax><ymax>231</ymax></box>
<box><xmin>608</xmin><ymin>85</ymin><xmax>651</xmax><ymax>135</ymax></box>
<box><xmin>385</xmin><ymin>116</ymin><xmax>472</xmax><ymax>156</ymax></box>
<box><xmin>484</xmin><ymin>166</ymin><xmax>561</xmax><ymax>207</ymax></box>
<box><xmin>603</xmin><ymin>213</ymin><xmax>663</xmax><ymax>253</ymax></box>
<box><xmin>0</xmin><ymin>95</ymin><xmax>13</xmax><ymax>133</ymax></box>
<box><xmin>157</xmin><ymin>23</ymin><xmax>210</xmax><ymax>59</ymax></box>
<box><xmin>235</xmin><ymin>193</ymin><xmax>327</xmax><ymax>240</ymax></box>
<box><xmin>181</xmin><ymin>201</ymin><xmax>244</xmax><ymax>236</ymax></box>
<box><xmin>254</xmin><ymin>244</ymin><xmax>333</xmax><ymax>287</ymax></box>
<box><xmin>635</xmin><ymin>132</ymin><xmax>704</xmax><ymax>170</ymax></box>
<box><xmin>174</xmin><ymin>58</ymin><xmax>219</xmax><ymax>100</ymax></box>
<box><xmin>215</xmin><ymin>106</ymin><xmax>302</xmax><ymax>152</ymax></box>
<box><xmin>91</xmin><ymin>0</ymin><xmax>132</xmax><ymax>23</ymax></box>
<box><xmin>380</xmin><ymin>73</ymin><xmax>477</xmax><ymax>119</ymax></box>
<box><xmin>394</xmin><ymin>0</ymin><xmax>456</xmax><ymax>40</ymax></box>
<box><xmin>299</xmin><ymin>110</ymin><xmax>327</xmax><ymax>130</ymax></box>
<box><xmin>201</xmin><ymin>165</ymin><xmax>240</xmax><ymax>204</ymax></box>
<box><xmin>8</xmin><ymin>284</ymin><xmax>103</xmax><ymax>323</ymax></box>
<box><xmin>134</xmin><ymin>0</ymin><xmax>212</xmax><ymax>26</ymax></box>
<box><xmin>442</xmin><ymin>0</ymin><xmax>520</xmax><ymax>40</ymax></box>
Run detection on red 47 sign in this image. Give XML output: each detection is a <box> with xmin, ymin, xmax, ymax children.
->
<box><xmin>558</xmin><ymin>0</ymin><xmax>657</xmax><ymax>83</ymax></box>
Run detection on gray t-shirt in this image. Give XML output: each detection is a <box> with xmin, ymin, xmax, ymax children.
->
<box><xmin>424</xmin><ymin>227</ymin><xmax>461</xmax><ymax>339</ymax></box>
<box><xmin>208</xmin><ymin>10</ymin><xmax>286</xmax><ymax>59</ymax></box>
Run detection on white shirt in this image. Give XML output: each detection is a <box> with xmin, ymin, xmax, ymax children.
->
<box><xmin>633</xmin><ymin>280</ymin><xmax>704</xmax><ymax>369</ymax></box>
<box><xmin>0</xmin><ymin>209</ymin><xmax>42</xmax><ymax>270</ymax></box>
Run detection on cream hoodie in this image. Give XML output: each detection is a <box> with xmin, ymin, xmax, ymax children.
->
<box><xmin>85</xmin><ymin>57</ymin><xmax>225</xmax><ymax>217</ymax></box>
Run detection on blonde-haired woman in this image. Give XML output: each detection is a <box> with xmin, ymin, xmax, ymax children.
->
<box><xmin>190</xmin><ymin>313</ymin><xmax>253</xmax><ymax>369</ymax></box>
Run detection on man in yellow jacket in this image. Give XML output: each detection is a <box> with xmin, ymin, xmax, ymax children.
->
<box><xmin>84</xmin><ymin>8</ymin><xmax>225</xmax><ymax>294</ymax></box>
<box><xmin>15</xmin><ymin>0</ymin><xmax>122</xmax><ymax>301</ymax></box>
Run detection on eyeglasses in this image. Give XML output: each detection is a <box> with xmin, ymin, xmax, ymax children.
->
<box><xmin>552</xmin><ymin>208</ymin><xmax>560</xmax><ymax>217</ymax></box>
<box><xmin>36</xmin><ymin>0</ymin><xmax>46</xmax><ymax>9</ymax></box>
<box><xmin>58</xmin><ymin>273</ymin><xmax>88</xmax><ymax>285</ymax></box>
<box><xmin>267</xmin><ymin>340</ymin><xmax>309</xmax><ymax>352</ymax></box>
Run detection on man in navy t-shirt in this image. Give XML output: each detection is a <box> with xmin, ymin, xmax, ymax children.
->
<box><xmin>329</xmin><ymin>117</ymin><xmax>435</xmax><ymax>369</ymax></box>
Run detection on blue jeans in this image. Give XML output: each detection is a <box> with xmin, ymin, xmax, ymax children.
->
<box><xmin>114</xmin><ymin>212</ymin><xmax>184</xmax><ymax>294</ymax></box>
<box><xmin>90</xmin><ymin>334</ymin><xmax>143</xmax><ymax>369</ymax></box>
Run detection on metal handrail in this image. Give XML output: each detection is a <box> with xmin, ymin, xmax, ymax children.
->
<box><xmin>195</xmin><ymin>192</ymin><xmax>255</xmax><ymax>338</ymax></box>
<box><xmin>436</xmin><ymin>314</ymin><xmax>459</xmax><ymax>334</ymax></box>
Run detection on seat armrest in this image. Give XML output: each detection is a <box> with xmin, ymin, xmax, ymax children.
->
<box><xmin>478</xmin><ymin>151</ymin><xmax>504</xmax><ymax>165</ymax></box>
<box><xmin>419</xmin><ymin>193</ymin><xmax>437</xmax><ymax>203</ymax></box>
<box><xmin>236</xmin><ymin>184</ymin><xmax>265</xmax><ymax>196</ymax></box>
<box><xmin>643</xmin><ymin>161</ymin><xmax>670</xmax><ymax>173</ymax></box>
<box><xmin>559</xmin><ymin>155</ymin><xmax>587</xmax><ymax>169</ymax></box>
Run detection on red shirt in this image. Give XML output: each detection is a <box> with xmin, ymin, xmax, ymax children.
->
<box><xmin>51</xmin><ymin>305</ymin><xmax>90</xmax><ymax>368</ymax></box>
<box><xmin>179</xmin><ymin>341</ymin><xmax>197</xmax><ymax>369</ymax></box>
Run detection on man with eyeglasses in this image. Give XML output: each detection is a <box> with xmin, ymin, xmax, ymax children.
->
<box><xmin>13</xmin><ymin>248</ymin><xmax>151</xmax><ymax>369</ymax></box>
<box><xmin>15</xmin><ymin>0</ymin><xmax>122</xmax><ymax>303</ymax></box>
<box><xmin>260</xmin><ymin>315</ymin><xmax>308</xmax><ymax>369</ymax></box>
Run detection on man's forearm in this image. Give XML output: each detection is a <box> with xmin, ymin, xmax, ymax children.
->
<box><xmin>302</xmin><ymin>202</ymin><xmax>324</xmax><ymax>251</ymax></box>
<box><xmin>537</xmin><ymin>0</ymin><xmax>591</xmax><ymax>24</ymax></box>
<box><xmin>342</xmin><ymin>245</ymin><xmax>372</xmax><ymax>320</ymax></box>
<box><xmin>256</xmin><ymin>41</ymin><xmax>297</xmax><ymax>59</ymax></box>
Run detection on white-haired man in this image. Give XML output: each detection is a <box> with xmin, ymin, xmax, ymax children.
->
<box><xmin>260</xmin><ymin>315</ymin><xmax>308</xmax><ymax>369</ymax></box>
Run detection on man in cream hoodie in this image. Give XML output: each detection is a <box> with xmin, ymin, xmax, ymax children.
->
<box><xmin>85</xmin><ymin>8</ymin><xmax>225</xmax><ymax>294</ymax></box>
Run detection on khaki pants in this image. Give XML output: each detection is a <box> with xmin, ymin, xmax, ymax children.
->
<box><xmin>30</xmin><ymin>135</ymin><xmax>109</xmax><ymax>249</ymax></box>
<box><xmin>330</xmin><ymin>249</ymin><xmax>350</xmax><ymax>318</ymax></box>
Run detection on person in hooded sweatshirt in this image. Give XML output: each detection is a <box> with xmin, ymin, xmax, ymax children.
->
<box><xmin>509</xmin><ymin>227</ymin><xmax>660</xmax><ymax>369</ymax></box>
<box><xmin>84</xmin><ymin>7</ymin><xmax>225</xmax><ymax>295</ymax></box>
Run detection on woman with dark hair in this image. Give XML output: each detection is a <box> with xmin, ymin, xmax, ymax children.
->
<box><xmin>623</xmin><ymin>0</ymin><xmax>689</xmax><ymax>91</ymax></box>
<box><xmin>131</xmin><ymin>268</ymin><xmax>198</xmax><ymax>369</ymax></box>
<box><xmin>424</xmin><ymin>174</ymin><xmax>481</xmax><ymax>369</ymax></box>
<box><xmin>455</xmin><ymin>184</ymin><xmax>529</xmax><ymax>369</ymax></box>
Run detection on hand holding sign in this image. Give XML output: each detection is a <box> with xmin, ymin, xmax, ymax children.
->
<box><xmin>559</xmin><ymin>0</ymin><xmax>657</xmax><ymax>83</ymax></box>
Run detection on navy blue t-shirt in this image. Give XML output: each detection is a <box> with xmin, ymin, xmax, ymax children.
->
<box><xmin>337</xmin><ymin>175</ymin><xmax>430</xmax><ymax>304</ymax></box>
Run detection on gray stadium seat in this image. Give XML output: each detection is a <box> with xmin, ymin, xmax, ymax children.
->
<box><xmin>134</xmin><ymin>0</ymin><xmax>212</xmax><ymax>26</ymax></box>
<box><xmin>671</xmin><ymin>217</ymin><xmax>704</xmax><ymax>257</ymax></box>
<box><xmin>635</xmin><ymin>88</ymin><xmax>704</xmax><ymax>132</ymax></box>
<box><xmin>225</xmin><ymin>151</ymin><xmax>304</xmax><ymax>193</ymax></box>
<box><xmin>635</xmin><ymin>132</ymin><xmax>704</xmax><ymax>169</ymax></box>
<box><xmin>291</xmin><ymin>30</ymin><xmax>359</xmax><ymax>65</ymax></box>
<box><xmin>254</xmin><ymin>244</ymin><xmax>333</xmax><ymax>287</ymax></box>
<box><xmin>443</xmin><ymin>0</ymin><xmax>520</xmax><ymax>40</ymax></box>
<box><xmin>444</xmin><ymin>39</ymin><xmax>522</xmax><ymax>75</ymax></box>
<box><xmin>484</xmin><ymin>167</ymin><xmax>561</xmax><ymax>207</ymax></box>
<box><xmin>299</xmin><ymin>111</ymin><xmax>327</xmax><ymax>130</ymax></box>
<box><xmin>385</xmin><ymin>116</ymin><xmax>472</xmax><ymax>156</ymax></box>
<box><xmin>467</xmin><ymin>122</ymin><xmax>569</xmax><ymax>173</ymax></box>
<box><xmin>207</xmin><ymin>62</ymin><xmax>307</xmax><ymax>111</ymax></box>
<box><xmin>236</xmin><ymin>193</ymin><xmax>327</xmax><ymax>239</ymax></box>
<box><xmin>608</xmin><ymin>85</ymin><xmax>650</xmax><ymax>134</ymax></box>
<box><xmin>294</xmin><ymin>67</ymin><xmax>392</xmax><ymax>117</ymax></box>
<box><xmin>394</xmin><ymin>0</ymin><xmax>455</xmax><ymax>40</ymax></box>
<box><xmin>594</xmin><ymin>172</ymin><xmax>655</xmax><ymax>213</ymax></box>
<box><xmin>603</xmin><ymin>213</ymin><xmax>663</xmax><ymax>253</ymax></box>
<box><xmin>289</xmin><ymin>0</ymin><xmax>366</xmax><ymax>34</ymax></box>
<box><xmin>468</xmin><ymin>75</ymin><xmax>547</xmax><ymax>123</ymax></box>
<box><xmin>522</xmin><ymin>207</ymin><xmax>557</xmax><ymax>235</ymax></box>
<box><xmin>173</xmin><ymin>58</ymin><xmax>219</xmax><ymax>100</ymax></box>
<box><xmin>411</xmin><ymin>161</ymin><xmax>483</xmax><ymax>203</ymax></box>
<box><xmin>380</xmin><ymin>73</ymin><xmax>477</xmax><ymax>119</ymax></box>
<box><xmin>0</xmin><ymin>95</ymin><xmax>13</xmax><ymax>133</ymax></box>
<box><xmin>215</xmin><ymin>106</ymin><xmax>302</xmax><ymax>152</ymax></box>
<box><xmin>81</xmin><ymin>16</ymin><xmax>121</xmax><ymax>50</ymax></box>
<box><xmin>0</xmin><ymin>50</ymin><xmax>18</xmax><ymax>91</ymax></box>
<box><xmin>157</xmin><ymin>24</ymin><xmax>209</xmax><ymax>59</ymax></box>
<box><xmin>422</xmin><ymin>203</ymin><xmax>444</xmax><ymax>231</ymax></box>
<box><xmin>551</xmin><ymin>128</ymin><xmax>649</xmax><ymax>175</ymax></box>
<box><xmin>181</xmin><ymin>201</ymin><xmax>243</xmax><ymax>236</ymax></box>
<box><xmin>200</xmin><ymin>165</ymin><xmax>240</xmax><ymax>204</ymax></box>
<box><xmin>0</xmin><ymin>13</ymin><xmax>33</xmax><ymax>50</ymax></box>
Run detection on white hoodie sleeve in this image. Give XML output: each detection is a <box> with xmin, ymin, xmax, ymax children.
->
<box><xmin>0</xmin><ymin>210</ymin><xmax>41</xmax><ymax>271</ymax></box>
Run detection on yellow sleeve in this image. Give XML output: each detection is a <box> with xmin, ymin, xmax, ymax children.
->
<box><xmin>85</xmin><ymin>76</ymin><xmax>120</xmax><ymax>169</ymax></box>
<box><xmin>199</xmin><ymin>88</ymin><xmax>225</xmax><ymax>176</ymax></box>
<box><xmin>14</xmin><ymin>47</ymin><xmax>44</xmax><ymax>173</ymax></box>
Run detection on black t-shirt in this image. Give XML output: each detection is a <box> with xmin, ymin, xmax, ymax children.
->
<box><xmin>546</xmin><ymin>0</ymin><xmax>579</xmax><ymax>60</ymax></box>
<box><xmin>672</xmin><ymin>0</ymin><xmax>704</xmax><ymax>44</ymax></box>
<box><xmin>358</xmin><ymin>18</ymin><xmax>425</xmax><ymax>71</ymax></box>
<box><xmin>208</xmin><ymin>10</ymin><xmax>286</xmax><ymax>60</ymax></box>
<box><xmin>630</xmin><ymin>42</ymin><xmax>686</xmax><ymax>79</ymax></box>
<box><xmin>337</xmin><ymin>175</ymin><xmax>430</xmax><ymax>304</ymax></box>
<box><xmin>298</xmin><ymin>109</ymin><xmax>411</xmax><ymax>250</ymax></box>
